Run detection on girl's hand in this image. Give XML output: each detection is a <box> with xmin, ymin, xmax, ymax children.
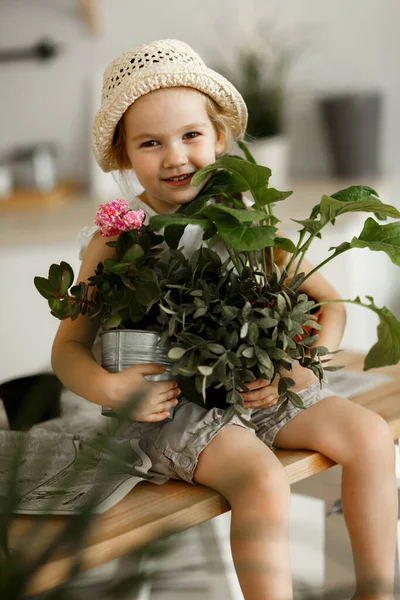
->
<box><xmin>240</xmin><ymin>363</ymin><xmax>318</xmax><ymax>410</ymax></box>
<box><xmin>108</xmin><ymin>363</ymin><xmax>180</xmax><ymax>422</ymax></box>
<box><xmin>271</xmin><ymin>362</ymin><xmax>318</xmax><ymax>394</ymax></box>
<box><xmin>240</xmin><ymin>379</ymin><xmax>278</xmax><ymax>409</ymax></box>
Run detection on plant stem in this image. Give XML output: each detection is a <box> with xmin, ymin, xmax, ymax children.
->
<box><xmin>310</xmin><ymin>297</ymin><xmax>374</xmax><ymax>313</ymax></box>
<box><xmin>278</xmin><ymin>230</ymin><xmax>306</xmax><ymax>285</ymax></box>
<box><xmin>225</xmin><ymin>243</ymin><xmax>243</xmax><ymax>275</ymax></box>
<box><xmin>301</xmin><ymin>247</ymin><xmax>350</xmax><ymax>282</ymax></box>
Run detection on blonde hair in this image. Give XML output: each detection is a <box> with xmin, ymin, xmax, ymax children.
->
<box><xmin>110</xmin><ymin>89</ymin><xmax>243</xmax><ymax>171</ymax></box>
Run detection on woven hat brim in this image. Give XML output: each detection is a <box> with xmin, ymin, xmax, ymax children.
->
<box><xmin>92</xmin><ymin>68</ymin><xmax>248</xmax><ymax>172</ymax></box>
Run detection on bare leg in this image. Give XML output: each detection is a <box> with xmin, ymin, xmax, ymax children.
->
<box><xmin>194</xmin><ymin>425</ymin><xmax>293</xmax><ymax>600</ymax></box>
<box><xmin>274</xmin><ymin>396</ymin><xmax>398</xmax><ymax>600</ymax></box>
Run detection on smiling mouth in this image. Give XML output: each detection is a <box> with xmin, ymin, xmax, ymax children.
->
<box><xmin>163</xmin><ymin>173</ymin><xmax>195</xmax><ymax>182</ymax></box>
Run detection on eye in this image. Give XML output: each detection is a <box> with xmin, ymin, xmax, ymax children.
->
<box><xmin>141</xmin><ymin>140</ymin><xmax>159</xmax><ymax>148</ymax></box>
<box><xmin>184</xmin><ymin>132</ymin><xmax>200</xmax><ymax>140</ymax></box>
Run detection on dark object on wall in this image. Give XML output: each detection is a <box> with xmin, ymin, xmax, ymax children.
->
<box><xmin>6</xmin><ymin>142</ymin><xmax>58</xmax><ymax>191</ymax></box>
<box><xmin>0</xmin><ymin>38</ymin><xmax>61</xmax><ymax>63</ymax></box>
<box><xmin>0</xmin><ymin>373</ymin><xmax>62</xmax><ymax>430</ymax></box>
<box><xmin>319</xmin><ymin>92</ymin><xmax>382</xmax><ymax>177</ymax></box>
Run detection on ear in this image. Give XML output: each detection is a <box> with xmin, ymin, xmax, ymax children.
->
<box><xmin>215</xmin><ymin>130</ymin><xmax>226</xmax><ymax>156</ymax></box>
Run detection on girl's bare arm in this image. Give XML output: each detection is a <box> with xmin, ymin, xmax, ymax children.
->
<box><xmin>51</xmin><ymin>232</ymin><xmax>120</xmax><ymax>406</ymax></box>
<box><xmin>295</xmin><ymin>257</ymin><xmax>346</xmax><ymax>354</ymax></box>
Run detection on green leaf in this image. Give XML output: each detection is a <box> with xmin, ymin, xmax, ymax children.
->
<box><xmin>247</xmin><ymin>322</ymin><xmax>259</xmax><ymax>345</ymax></box>
<box><xmin>254</xmin><ymin>347</ymin><xmax>274</xmax><ymax>372</ymax></box>
<box><xmin>104</xmin><ymin>259</ymin><xmax>129</xmax><ymax>274</ymax></box>
<box><xmin>48</xmin><ymin>263</ymin><xmax>62</xmax><ymax>289</ymax></box>
<box><xmin>292</xmin><ymin>300</ymin><xmax>317</xmax><ymax>315</ymax></box>
<box><xmin>59</xmin><ymin>269</ymin><xmax>73</xmax><ymax>296</ymax></box>
<box><xmin>122</xmin><ymin>244</ymin><xmax>145</xmax><ymax>263</ymax></box>
<box><xmin>274</xmin><ymin>399</ymin><xmax>289</xmax><ymax>419</ymax></box>
<box><xmin>135</xmin><ymin>281</ymin><xmax>160</xmax><ymax>307</ymax></box>
<box><xmin>256</xmin><ymin>188</ymin><xmax>293</xmax><ymax>206</ymax></box>
<box><xmin>148</xmin><ymin>214</ymin><xmax>211</xmax><ymax>231</ymax></box>
<box><xmin>278</xmin><ymin>377</ymin><xmax>295</xmax><ymax>394</ymax></box>
<box><xmin>102</xmin><ymin>314</ymin><xmax>122</xmax><ymax>329</ymax></box>
<box><xmin>268</xmin><ymin>348</ymin><xmax>293</xmax><ymax>364</ymax></box>
<box><xmin>211</xmin><ymin>212</ymin><xmax>277</xmax><ymax>251</ymax></box>
<box><xmin>70</xmin><ymin>281</ymin><xmax>87</xmax><ymax>300</ymax></box>
<box><xmin>178</xmin><ymin>366</ymin><xmax>197</xmax><ymax>376</ymax></box>
<box><xmin>203</xmin><ymin>203</ymin><xmax>266</xmax><ymax>223</ymax></box>
<box><xmin>191</xmin><ymin>156</ymin><xmax>272</xmax><ymax>195</ymax></box>
<box><xmin>208</xmin><ymin>343</ymin><xmax>226</xmax><ymax>355</ymax></box>
<box><xmin>349</xmin><ymin>218</ymin><xmax>400</xmax><ymax>266</ymax></box>
<box><xmin>319</xmin><ymin>195</ymin><xmax>400</xmax><ymax>226</ymax></box>
<box><xmin>226</xmin><ymin>387</ymin><xmax>244</xmax><ymax>405</ymax></box>
<box><xmin>200</xmin><ymin>170</ymin><xmax>250</xmax><ymax>195</ymax></box>
<box><xmin>198</xmin><ymin>365</ymin><xmax>213</xmax><ymax>376</ymax></box>
<box><xmin>33</xmin><ymin>276</ymin><xmax>59</xmax><ymax>299</ymax></box>
<box><xmin>330</xmin><ymin>185</ymin><xmax>379</xmax><ymax>202</ymax></box>
<box><xmin>164</xmin><ymin>224</ymin><xmax>186</xmax><ymax>249</ymax></box>
<box><xmin>258</xmin><ymin>317</ymin><xmax>279</xmax><ymax>330</ymax></box>
<box><xmin>286</xmin><ymin>390</ymin><xmax>305</xmax><ymax>408</ymax></box>
<box><xmin>115</xmin><ymin>229</ymin><xmax>140</xmax><ymax>256</ymax></box>
<box><xmin>237</xmin><ymin>140</ymin><xmax>256</xmax><ymax>163</ymax></box>
<box><xmin>224</xmin><ymin>330</ymin><xmax>239</xmax><ymax>350</ymax></box>
<box><xmin>226</xmin><ymin>351</ymin><xmax>242</xmax><ymax>367</ymax></box>
<box><xmin>222</xmin><ymin>306</ymin><xmax>239</xmax><ymax>319</ymax></box>
<box><xmin>240</xmin><ymin>322</ymin><xmax>249</xmax><ymax>338</ymax></box>
<box><xmin>168</xmin><ymin>347</ymin><xmax>187</xmax><ymax>360</ymax></box>
<box><xmin>361</xmin><ymin>302</ymin><xmax>400</xmax><ymax>369</ymax></box>
<box><xmin>48</xmin><ymin>297</ymin><xmax>63</xmax><ymax>314</ymax></box>
<box><xmin>242</xmin><ymin>347</ymin><xmax>255</xmax><ymax>358</ymax></box>
<box><xmin>274</xmin><ymin>237</ymin><xmax>296</xmax><ymax>253</ymax></box>
<box><xmin>291</xmin><ymin>217</ymin><xmax>322</xmax><ymax>235</ymax></box>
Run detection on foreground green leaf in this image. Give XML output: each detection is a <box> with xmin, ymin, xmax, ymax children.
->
<box><xmin>349</xmin><ymin>218</ymin><xmax>400</xmax><ymax>266</ymax></box>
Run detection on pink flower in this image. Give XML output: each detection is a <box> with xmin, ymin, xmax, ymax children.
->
<box><xmin>94</xmin><ymin>199</ymin><xmax>145</xmax><ymax>237</ymax></box>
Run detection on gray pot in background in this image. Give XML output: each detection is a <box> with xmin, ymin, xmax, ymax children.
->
<box><xmin>319</xmin><ymin>92</ymin><xmax>382</xmax><ymax>177</ymax></box>
<box><xmin>100</xmin><ymin>329</ymin><xmax>175</xmax><ymax>420</ymax></box>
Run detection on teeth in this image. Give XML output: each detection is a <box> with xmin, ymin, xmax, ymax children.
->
<box><xmin>168</xmin><ymin>174</ymin><xmax>191</xmax><ymax>181</ymax></box>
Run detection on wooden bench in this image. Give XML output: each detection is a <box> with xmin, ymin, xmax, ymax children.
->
<box><xmin>10</xmin><ymin>352</ymin><xmax>400</xmax><ymax>595</ymax></box>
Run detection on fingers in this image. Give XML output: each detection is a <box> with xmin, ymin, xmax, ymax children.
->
<box><xmin>128</xmin><ymin>363</ymin><xmax>166</xmax><ymax>376</ymax></box>
<box><xmin>244</xmin><ymin>395</ymin><xmax>278</xmax><ymax>409</ymax></box>
<box><xmin>240</xmin><ymin>386</ymin><xmax>272</xmax><ymax>402</ymax></box>
<box><xmin>240</xmin><ymin>384</ymin><xmax>278</xmax><ymax>408</ymax></box>
<box><xmin>140</xmin><ymin>399</ymin><xmax>179</xmax><ymax>422</ymax></box>
<box><xmin>152</xmin><ymin>379</ymin><xmax>179</xmax><ymax>394</ymax></box>
<box><xmin>240</xmin><ymin>378</ymin><xmax>269</xmax><ymax>392</ymax></box>
<box><xmin>159</xmin><ymin>385</ymin><xmax>181</xmax><ymax>401</ymax></box>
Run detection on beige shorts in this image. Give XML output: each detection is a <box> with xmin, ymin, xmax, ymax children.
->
<box><xmin>119</xmin><ymin>383</ymin><xmax>337</xmax><ymax>486</ymax></box>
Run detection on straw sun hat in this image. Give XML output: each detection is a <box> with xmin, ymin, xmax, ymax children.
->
<box><xmin>92</xmin><ymin>39</ymin><xmax>248</xmax><ymax>172</ymax></box>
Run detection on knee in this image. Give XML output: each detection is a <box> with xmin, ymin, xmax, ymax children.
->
<box><xmin>347</xmin><ymin>412</ymin><xmax>395</xmax><ymax>469</ymax></box>
<box><xmin>231</xmin><ymin>459</ymin><xmax>291</xmax><ymax>507</ymax></box>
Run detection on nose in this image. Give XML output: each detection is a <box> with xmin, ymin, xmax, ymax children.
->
<box><xmin>162</xmin><ymin>143</ymin><xmax>188</xmax><ymax>169</ymax></box>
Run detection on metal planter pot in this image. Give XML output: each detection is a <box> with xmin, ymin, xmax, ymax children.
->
<box><xmin>100</xmin><ymin>329</ymin><xmax>174</xmax><ymax>419</ymax></box>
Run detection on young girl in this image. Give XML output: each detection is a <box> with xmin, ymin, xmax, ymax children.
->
<box><xmin>52</xmin><ymin>39</ymin><xmax>397</xmax><ymax>600</ymax></box>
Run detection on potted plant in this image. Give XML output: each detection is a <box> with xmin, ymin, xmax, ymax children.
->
<box><xmin>34</xmin><ymin>143</ymin><xmax>400</xmax><ymax>426</ymax></box>
<box><xmin>216</xmin><ymin>26</ymin><xmax>295</xmax><ymax>189</ymax></box>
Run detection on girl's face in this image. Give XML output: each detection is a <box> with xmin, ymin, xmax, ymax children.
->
<box><xmin>123</xmin><ymin>87</ymin><xmax>225</xmax><ymax>214</ymax></box>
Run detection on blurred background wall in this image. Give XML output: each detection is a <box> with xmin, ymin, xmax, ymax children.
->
<box><xmin>1</xmin><ymin>0</ymin><xmax>400</xmax><ymax>382</ymax></box>
<box><xmin>0</xmin><ymin>0</ymin><xmax>399</xmax><ymax>186</ymax></box>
